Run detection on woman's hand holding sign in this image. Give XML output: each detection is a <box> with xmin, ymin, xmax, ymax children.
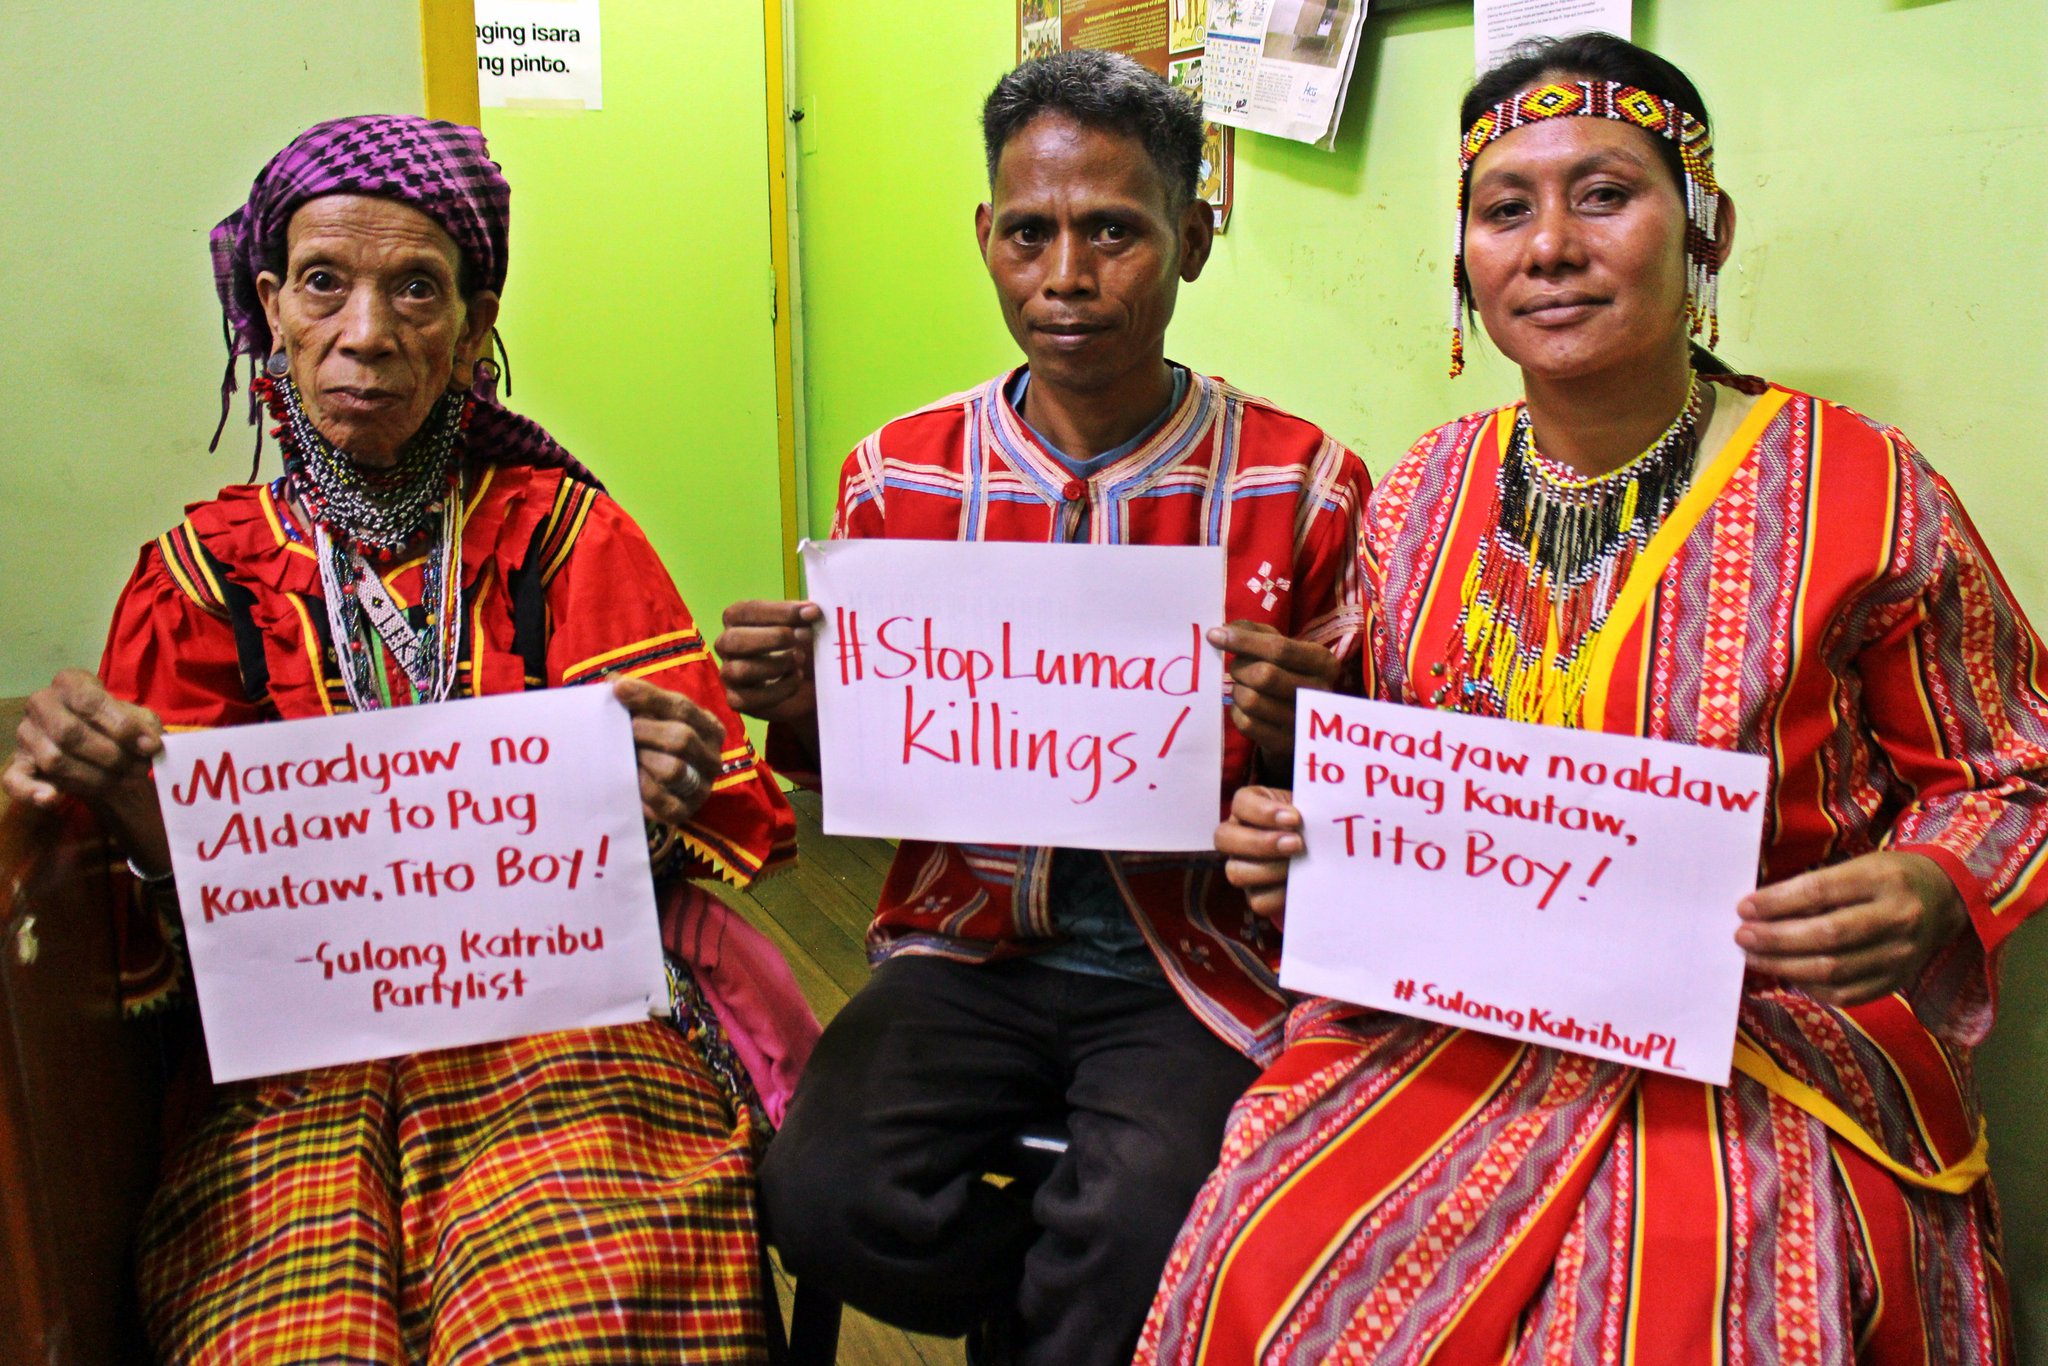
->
<box><xmin>1208</xmin><ymin>622</ymin><xmax>1339</xmax><ymax>777</ymax></box>
<box><xmin>5</xmin><ymin>669</ymin><xmax>173</xmax><ymax>875</ymax></box>
<box><xmin>1216</xmin><ymin>784</ymin><xmax>1306</xmax><ymax>927</ymax></box>
<box><xmin>1736</xmin><ymin>851</ymin><xmax>1968</xmax><ymax>1006</ymax></box>
<box><xmin>612</xmin><ymin>677</ymin><xmax>727</xmax><ymax>826</ymax></box>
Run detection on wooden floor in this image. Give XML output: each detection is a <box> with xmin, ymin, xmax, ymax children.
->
<box><xmin>714</xmin><ymin>789</ymin><xmax>969</xmax><ymax>1366</ymax></box>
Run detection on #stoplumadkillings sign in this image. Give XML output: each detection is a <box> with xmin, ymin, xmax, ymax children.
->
<box><xmin>804</xmin><ymin>539</ymin><xmax>1228</xmax><ymax>851</ymax></box>
<box><xmin>1280</xmin><ymin>692</ymin><xmax>1767</xmax><ymax>1083</ymax></box>
<box><xmin>157</xmin><ymin>687</ymin><xmax>665</xmax><ymax>1082</ymax></box>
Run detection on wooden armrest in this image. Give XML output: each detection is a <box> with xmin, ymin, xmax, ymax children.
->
<box><xmin>0</xmin><ymin>783</ymin><xmax>168</xmax><ymax>1365</ymax></box>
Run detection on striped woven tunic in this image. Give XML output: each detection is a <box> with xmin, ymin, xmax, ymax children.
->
<box><xmin>102</xmin><ymin>457</ymin><xmax>796</xmax><ymax>1364</ymax></box>
<box><xmin>1140</xmin><ymin>378</ymin><xmax>2046</xmax><ymax>1364</ymax></box>
<box><xmin>771</xmin><ymin>367</ymin><xmax>1370</xmax><ymax>1062</ymax></box>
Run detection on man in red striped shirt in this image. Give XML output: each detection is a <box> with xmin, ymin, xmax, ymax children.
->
<box><xmin>717</xmin><ymin>49</ymin><xmax>1369</xmax><ymax>1364</ymax></box>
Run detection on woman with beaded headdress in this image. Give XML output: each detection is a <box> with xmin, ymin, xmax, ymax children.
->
<box><xmin>2</xmin><ymin>116</ymin><xmax>800</xmax><ymax>1362</ymax></box>
<box><xmin>1135</xmin><ymin>34</ymin><xmax>2043</xmax><ymax>1364</ymax></box>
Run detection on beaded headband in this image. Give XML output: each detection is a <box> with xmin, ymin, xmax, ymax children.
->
<box><xmin>1450</xmin><ymin>79</ymin><xmax>1722</xmax><ymax>376</ymax></box>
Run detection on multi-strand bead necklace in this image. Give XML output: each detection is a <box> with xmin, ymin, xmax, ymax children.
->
<box><xmin>1448</xmin><ymin>375</ymin><xmax>1706</xmax><ymax>725</ymax></box>
<box><xmin>259</xmin><ymin>372</ymin><xmax>469</xmax><ymax>711</ymax></box>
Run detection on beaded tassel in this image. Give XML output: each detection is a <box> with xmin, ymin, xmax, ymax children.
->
<box><xmin>1447</xmin><ymin>377</ymin><xmax>1704</xmax><ymax>726</ymax></box>
<box><xmin>315</xmin><ymin>489</ymin><xmax>462</xmax><ymax>713</ymax></box>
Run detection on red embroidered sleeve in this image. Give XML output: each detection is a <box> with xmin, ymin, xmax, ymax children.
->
<box><xmin>543</xmin><ymin>493</ymin><xmax>796</xmax><ymax>886</ymax></box>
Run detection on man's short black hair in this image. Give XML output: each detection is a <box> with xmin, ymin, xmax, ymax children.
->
<box><xmin>982</xmin><ymin>49</ymin><xmax>1205</xmax><ymax>208</ymax></box>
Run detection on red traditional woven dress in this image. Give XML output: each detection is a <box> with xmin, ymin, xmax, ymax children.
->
<box><xmin>103</xmin><ymin>458</ymin><xmax>796</xmax><ymax>1364</ymax></box>
<box><xmin>1140</xmin><ymin>379</ymin><xmax>2045</xmax><ymax>1364</ymax></box>
<box><xmin>769</xmin><ymin>368</ymin><xmax>1370</xmax><ymax>1063</ymax></box>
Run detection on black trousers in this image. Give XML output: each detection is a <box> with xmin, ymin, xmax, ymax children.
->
<box><xmin>761</xmin><ymin>956</ymin><xmax>1260</xmax><ymax>1365</ymax></box>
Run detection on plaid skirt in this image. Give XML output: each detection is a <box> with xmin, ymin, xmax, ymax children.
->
<box><xmin>136</xmin><ymin>1016</ymin><xmax>767</xmax><ymax>1364</ymax></box>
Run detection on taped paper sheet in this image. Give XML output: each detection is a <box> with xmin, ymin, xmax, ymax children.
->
<box><xmin>804</xmin><ymin>538</ymin><xmax>1227</xmax><ymax>851</ymax></box>
<box><xmin>1280</xmin><ymin>692</ymin><xmax>1765</xmax><ymax>1083</ymax></box>
<box><xmin>159</xmin><ymin>687</ymin><xmax>664</xmax><ymax>1082</ymax></box>
<box><xmin>1203</xmin><ymin>0</ymin><xmax>1368</xmax><ymax>148</ymax></box>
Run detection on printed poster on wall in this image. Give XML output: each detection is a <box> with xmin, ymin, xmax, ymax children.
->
<box><xmin>477</xmin><ymin>0</ymin><xmax>603</xmax><ymax>110</ymax></box>
<box><xmin>803</xmin><ymin>539</ymin><xmax>1228</xmax><ymax>851</ymax></box>
<box><xmin>1018</xmin><ymin>0</ymin><xmax>1235</xmax><ymax>230</ymax></box>
<box><xmin>1202</xmin><ymin>0</ymin><xmax>1370</xmax><ymax>149</ymax></box>
<box><xmin>1279</xmin><ymin>692</ymin><xmax>1767</xmax><ymax>1084</ymax></box>
<box><xmin>157</xmin><ymin>688</ymin><xmax>667</xmax><ymax>1082</ymax></box>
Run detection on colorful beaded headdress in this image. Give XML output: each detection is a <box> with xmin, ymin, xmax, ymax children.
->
<box><xmin>1450</xmin><ymin>80</ymin><xmax>1722</xmax><ymax>376</ymax></box>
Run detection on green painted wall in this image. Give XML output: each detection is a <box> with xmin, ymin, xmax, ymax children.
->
<box><xmin>480</xmin><ymin>0</ymin><xmax>785</xmax><ymax>645</ymax></box>
<box><xmin>792</xmin><ymin>4</ymin><xmax>1018</xmax><ymax>524</ymax></box>
<box><xmin>0</xmin><ymin>2</ymin><xmax>425</xmax><ymax>697</ymax></box>
<box><xmin>791</xmin><ymin>0</ymin><xmax>2048</xmax><ymax>1349</ymax></box>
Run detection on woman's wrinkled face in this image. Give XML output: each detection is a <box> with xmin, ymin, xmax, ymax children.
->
<box><xmin>1461</xmin><ymin>111</ymin><xmax>1693</xmax><ymax>384</ymax></box>
<box><xmin>255</xmin><ymin>195</ymin><xmax>498</xmax><ymax>466</ymax></box>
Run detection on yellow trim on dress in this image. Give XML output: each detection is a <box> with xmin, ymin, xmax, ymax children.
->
<box><xmin>674</xmin><ymin>824</ymin><xmax>769</xmax><ymax>888</ymax></box>
<box><xmin>544</xmin><ymin>488</ymin><xmax>596</xmax><ymax>583</ymax></box>
<box><xmin>284</xmin><ymin>594</ymin><xmax>336</xmax><ymax>716</ymax></box>
<box><xmin>184</xmin><ymin>525</ymin><xmax>230</xmax><ymax>605</ymax></box>
<box><xmin>1731</xmin><ymin>1038</ymin><xmax>1988</xmax><ymax>1194</ymax></box>
<box><xmin>258</xmin><ymin>483</ymin><xmax>320</xmax><ymax>560</ymax></box>
<box><xmin>563</xmin><ymin>630</ymin><xmax>704</xmax><ymax>682</ymax></box>
<box><xmin>1579</xmin><ymin>389</ymin><xmax>1793</xmax><ymax>727</ymax></box>
<box><xmin>613</xmin><ymin>650</ymin><xmax>711</xmax><ymax>683</ymax></box>
<box><xmin>155</xmin><ymin>531</ymin><xmax>207</xmax><ymax>609</ymax></box>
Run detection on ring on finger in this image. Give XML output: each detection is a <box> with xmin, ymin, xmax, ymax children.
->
<box><xmin>674</xmin><ymin>762</ymin><xmax>707</xmax><ymax>802</ymax></box>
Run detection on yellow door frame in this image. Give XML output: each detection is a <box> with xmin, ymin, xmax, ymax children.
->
<box><xmin>762</xmin><ymin>0</ymin><xmax>806</xmax><ymax>597</ymax></box>
<box><xmin>420</xmin><ymin>0</ymin><xmax>481</xmax><ymax>127</ymax></box>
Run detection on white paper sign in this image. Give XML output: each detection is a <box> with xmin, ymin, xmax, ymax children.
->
<box><xmin>158</xmin><ymin>688</ymin><xmax>666</xmax><ymax>1082</ymax></box>
<box><xmin>804</xmin><ymin>539</ymin><xmax>1227</xmax><ymax>851</ymax></box>
<box><xmin>1280</xmin><ymin>693</ymin><xmax>1766</xmax><ymax>1083</ymax></box>
<box><xmin>477</xmin><ymin>0</ymin><xmax>603</xmax><ymax>110</ymax></box>
<box><xmin>1475</xmin><ymin>0</ymin><xmax>1631</xmax><ymax>74</ymax></box>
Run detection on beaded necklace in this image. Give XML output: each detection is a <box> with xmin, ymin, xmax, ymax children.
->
<box><xmin>264</xmin><ymin>373</ymin><xmax>466</xmax><ymax>557</ymax></box>
<box><xmin>257</xmin><ymin>373</ymin><xmax>468</xmax><ymax>711</ymax></box>
<box><xmin>1446</xmin><ymin>375</ymin><xmax>1705</xmax><ymax>725</ymax></box>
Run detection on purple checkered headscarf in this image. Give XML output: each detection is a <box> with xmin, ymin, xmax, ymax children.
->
<box><xmin>210</xmin><ymin>114</ymin><xmax>595</xmax><ymax>485</ymax></box>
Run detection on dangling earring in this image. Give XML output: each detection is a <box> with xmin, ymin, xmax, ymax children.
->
<box><xmin>475</xmin><ymin>357</ymin><xmax>500</xmax><ymax>387</ymax></box>
<box><xmin>265</xmin><ymin>350</ymin><xmax>290</xmax><ymax>378</ymax></box>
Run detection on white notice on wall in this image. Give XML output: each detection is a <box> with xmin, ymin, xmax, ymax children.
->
<box><xmin>1474</xmin><ymin>0</ymin><xmax>1630</xmax><ymax>74</ymax></box>
<box><xmin>1279</xmin><ymin>693</ymin><xmax>1765</xmax><ymax>1084</ymax></box>
<box><xmin>1203</xmin><ymin>0</ymin><xmax>1369</xmax><ymax>149</ymax></box>
<box><xmin>477</xmin><ymin>0</ymin><xmax>603</xmax><ymax>110</ymax></box>
<box><xmin>158</xmin><ymin>688</ymin><xmax>666</xmax><ymax>1082</ymax></box>
<box><xmin>803</xmin><ymin>539</ymin><xmax>1227</xmax><ymax>852</ymax></box>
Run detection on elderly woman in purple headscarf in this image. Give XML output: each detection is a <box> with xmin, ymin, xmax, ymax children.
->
<box><xmin>3</xmin><ymin>116</ymin><xmax>799</xmax><ymax>1362</ymax></box>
